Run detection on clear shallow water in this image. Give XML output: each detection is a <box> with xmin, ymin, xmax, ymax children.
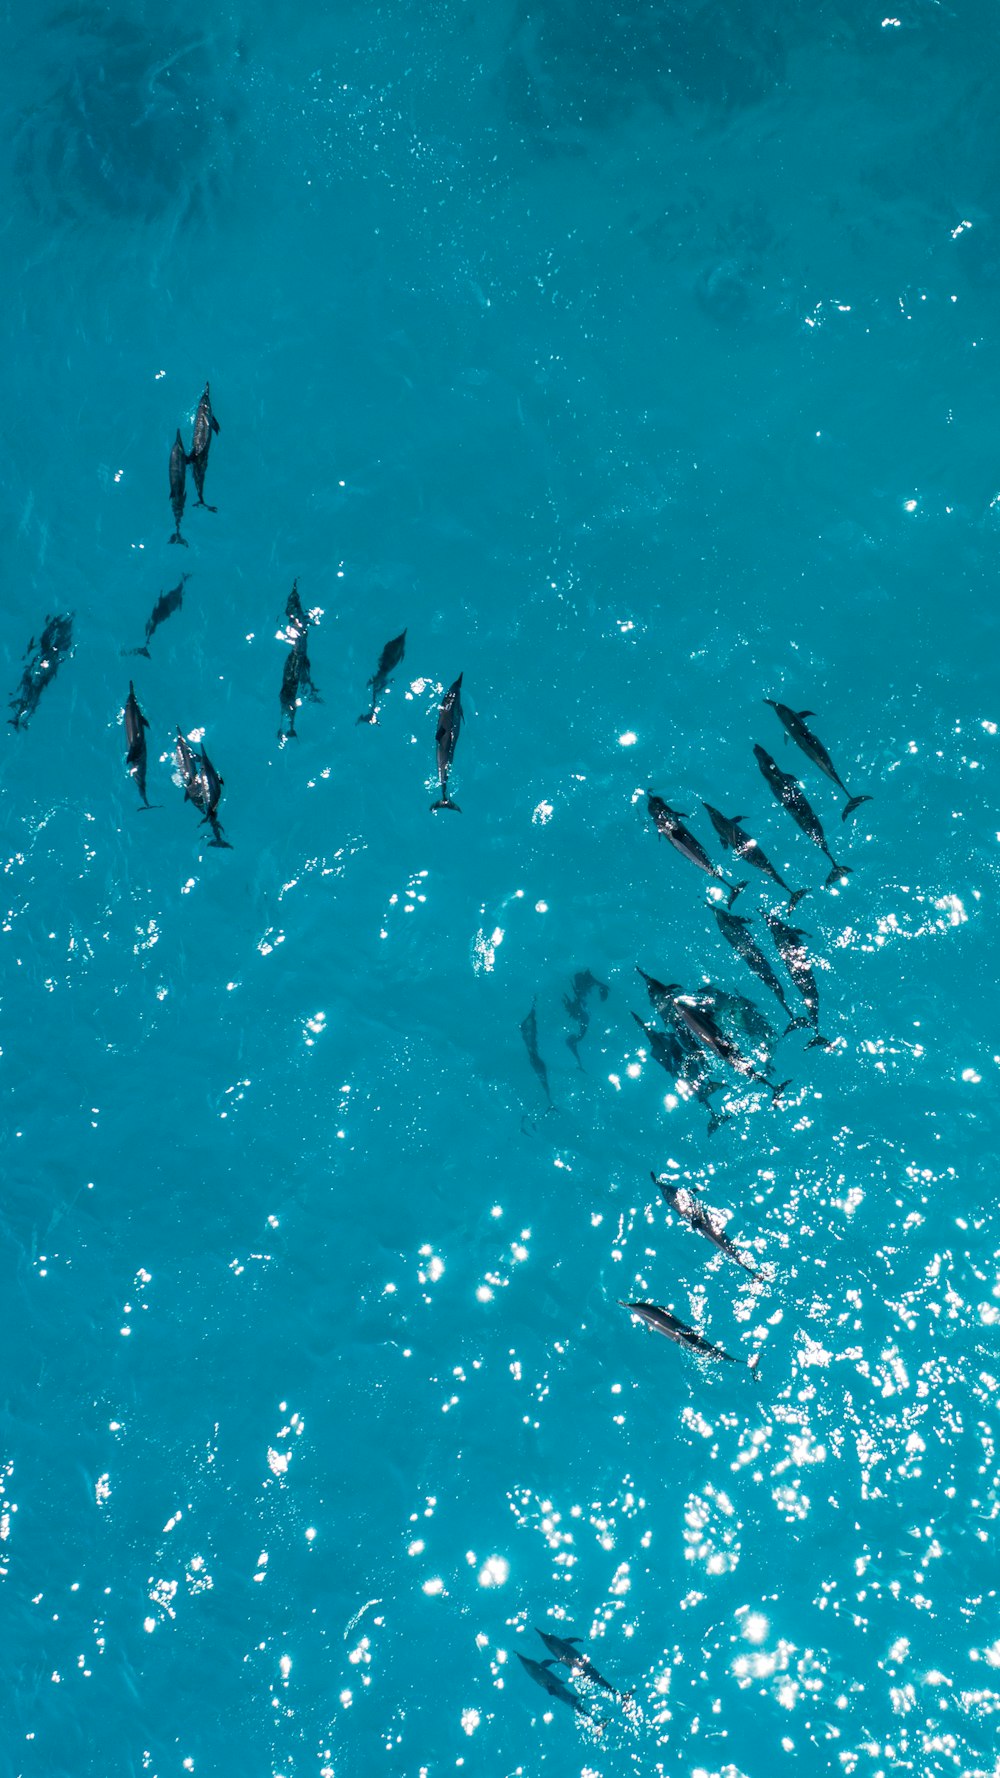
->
<box><xmin>1</xmin><ymin>3</ymin><xmax>999</xmax><ymax>1775</ymax></box>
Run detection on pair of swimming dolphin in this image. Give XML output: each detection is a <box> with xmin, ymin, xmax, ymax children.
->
<box><xmin>168</xmin><ymin>383</ymin><xmax>220</xmax><ymax>547</ymax></box>
<box><xmin>517</xmin><ymin>1625</ymin><xmax>631</xmax><ymax>1725</ymax></box>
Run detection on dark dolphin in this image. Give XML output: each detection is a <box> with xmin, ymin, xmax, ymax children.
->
<box><xmin>713</xmin><ymin>906</ymin><xmax>793</xmax><ymax>1019</ymax></box>
<box><xmin>646</xmin><ymin>793</ymin><xmax>746</xmax><ymax>906</ymax></box>
<box><xmin>763</xmin><ymin>913</ymin><xmax>830</xmax><ymax>1047</ymax></box>
<box><xmin>702</xmin><ymin>802</ymin><xmax>808</xmax><ymax>910</ymax></box>
<box><xmin>563</xmin><ymin>969</ymin><xmax>609</xmax><ymax>1066</ymax></box>
<box><xmin>124</xmin><ymin>573</ymin><xmax>191</xmax><ymax>659</ymax></box>
<box><xmin>620</xmin><ymin>1301</ymin><xmax>759</xmax><ymax>1374</ymax></box>
<box><xmin>277</xmin><ymin>581</ymin><xmax>322</xmax><ymax>738</ymax></box>
<box><xmin>186</xmin><ymin>382</ymin><xmax>220</xmax><ymax>511</ymax></box>
<box><xmin>753</xmin><ymin>745</ymin><xmax>851</xmax><ymax>884</ymax></box>
<box><xmin>123</xmin><ymin>680</ymin><xmax>157</xmax><ymax>810</ymax></box>
<box><xmin>653</xmin><ymin>1171</ymin><xmax>762</xmax><ymax>1276</ymax></box>
<box><xmin>658</xmin><ymin>985</ymin><xmax>790</xmax><ymax>1101</ymax></box>
<box><xmin>358</xmin><ymin>629</ymin><xmax>407</xmax><ymax>724</ymax></box>
<box><xmin>534</xmin><ymin>1629</ymin><xmax>629</xmax><ymax>1700</ymax></box>
<box><xmin>764</xmin><ymin>702</ymin><xmax>871</xmax><ymax>821</ymax></box>
<box><xmin>9</xmin><ymin>612</ymin><xmax>74</xmax><ymax>729</ymax></box>
<box><xmin>631</xmin><ymin>1012</ymin><xmax>730</xmax><ymax>1135</ymax></box>
<box><xmin>515</xmin><ymin>1652</ymin><xmax>602</xmax><ymax>1723</ymax></box>
<box><xmin>431</xmin><ymin>673</ymin><xmax>463</xmax><ymax>811</ymax></box>
<box><xmin>520</xmin><ymin>1000</ymin><xmax>552</xmax><ymax>1109</ymax></box>
<box><xmin>168</xmin><ymin>429</ymin><xmax>188</xmax><ymax>546</ymax></box>
<box><xmin>174</xmin><ymin>729</ymin><xmax>231</xmax><ymax>848</ymax></box>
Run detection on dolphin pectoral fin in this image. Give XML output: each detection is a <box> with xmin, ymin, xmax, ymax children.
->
<box><xmin>842</xmin><ymin>794</ymin><xmax>872</xmax><ymax>821</ymax></box>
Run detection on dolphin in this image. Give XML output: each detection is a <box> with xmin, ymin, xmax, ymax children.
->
<box><xmin>702</xmin><ymin>802</ymin><xmax>808</xmax><ymax>910</ymax></box>
<box><xmin>168</xmin><ymin>429</ymin><xmax>188</xmax><ymax>546</ymax></box>
<box><xmin>185</xmin><ymin>382</ymin><xmax>220</xmax><ymax>511</ymax></box>
<box><xmin>358</xmin><ymin>629</ymin><xmax>407</xmax><ymax>724</ymax></box>
<box><xmin>764</xmin><ymin>701</ymin><xmax>871</xmax><ymax>821</ymax></box>
<box><xmin>124</xmin><ymin>573</ymin><xmax>191</xmax><ymax>658</ymax></box>
<box><xmin>8</xmin><ymin>613</ymin><xmax>74</xmax><ymax>729</ymax></box>
<box><xmin>657</xmin><ymin>984</ymin><xmax>790</xmax><ymax>1101</ymax></box>
<box><xmin>431</xmin><ymin>673</ymin><xmax>464</xmax><ymax>811</ymax></box>
<box><xmin>762</xmin><ymin>913</ymin><xmax>830</xmax><ymax>1047</ymax></box>
<box><xmin>123</xmin><ymin>681</ymin><xmax>157</xmax><ymax>810</ymax></box>
<box><xmin>520</xmin><ymin>1000</ymin><xmax>553</xmax><ymax>1109</ymax></box>
<box><xmin>713</xmin><ymin>906</ymin><xmax>794</xmax><ymax>1019</ymax></box>
<box><xmin>277</xmin><ymin>581</ymin><xmax>322</xmax><ymax>738</ymax></box>
<box><xmin>534</xmin><ymin>1629</ymin><xmax>629</xmax><ymax>1700</ymax></box>
<box><xmin>174</xmin><ymin>729</ymin><xmax>231</xmax><ymax>849</ymax></box>
<box><xmin>652</xmin><ymin>1172</ymin><xmax>762</xmax><ymax>1276</ymax></box>
<box><xmin>515</xmin><ymin>1651</ymin><xmax>603</xmax><ymax>1723</ymax></box>
<box><xmin>646</xmin><ymin>793</ymin><xmax>746</xmax><ymax>905</ymax></box>
<box><xmin>630</xmin><ymin>1012</ymin><xmax>731</xmax><ymax>1135</ymax></box>
<box><xmin>620</xmin><ymin>1301</ymin><xmax>759</xmax><ymax>1374</ymax></box>
<box><xmin>753</xmin><ymin>745</ymin><xmax>851</xmax><ymax>884</ymax></box>
<box><xmin>563</xmin><ymin>969</ymin><xmax>609</xmax><ymax>1066</ymax></box>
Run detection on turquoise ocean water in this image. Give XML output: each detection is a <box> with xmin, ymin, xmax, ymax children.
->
<box><xmin>2</xmin><ymin>3</ymin><xmax>999</xmax><ymax>1775</ymax></box>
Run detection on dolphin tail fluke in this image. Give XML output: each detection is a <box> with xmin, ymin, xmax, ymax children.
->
<box><xmin>194</xmin><ymin>498</ymin><xmax>218</xmax><ymax>513</ymax></box>
<box><xmin>136</xmin><ymin>802</ymin><xmax>162</xmax><ymax>813</ymax></box>
<box><xmin>727</xmin><ymin>879</ymin><xmax>749</xmax><ymax>908</ymax></box>
<box><xmin>122</xmin><ymin>646</ymin><xmax>151</xmax><ymax>658</ymax></box>
<box><xmin>842</xmin><ymin>794</ymin><xmax>872</xmax><ymax>821</ymax></box>
<box><xmin>770</xmin><ymin>1078</ymin><xmax>792</xmax><ymax>1104</ymax></box>
<box><xmin>356</xmin><ymin>711</ymin><xmax>377</xmax><ymax>725</ymax></box>
<box><xmin>747</xmin><ymin>1351</ymin><xmax>762</xmax><ymax>1383</ymax></box>
<box><xmin>787</xmin><ymin>887</ymin><xmax>809</xmax><ymax>911</ymax></box>
<box><xmin>430</xmin><ymin>796</ymin><xmax>461</xmax><ymax>812</ymax></box>
<box><xmin>825</xmin><ymin>860</ymin><xmax>851</xmax><ymax>885</ymax></box>
<box><xmin>784</xmin><ymin>1016</ymin><xmax>811</xmax><ymax>1035</ymax></box>
<box><xmin>168</xmin><ymin>530</ymin><xmax>188</xmax><ymax>547</ymax></box>
<box><xmin>806</xmin><ymin>1032</ymin><xmax>833</xmax><ymax>1049</ymax></box>
<box><xmin>209</xmin><ymin>836</ymin><xmax>233</xmax><ymax>850</ymax></box>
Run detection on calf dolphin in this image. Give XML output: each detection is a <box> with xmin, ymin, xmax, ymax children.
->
<box><xmin>713</xmin><ymin>907</ymin><xmax>793</xmax><ymax>1019</ymax></box>
<box><xmin>563</xmin><ymin>969</ymin><xmax>609</xmax><ymax>1066</ymax></box>
<box><xmin>358</xmin><ymin>629</ymin><xmax>407</xmax><ymax>724</ymax></box>
<box><xmin>764</xmin><ymin>701</ymin><xmax>871</xmax><ymax>821</ymax></box>
<box><xmin>124</xmin><ymin>573</ymin><xmax>190</xmax><ymax>658</ymax></box>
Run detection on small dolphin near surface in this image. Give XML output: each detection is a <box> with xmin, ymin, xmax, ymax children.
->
<box><xmin>702</xmin><ymin>802</ymin><xmax>808</xmax><ymax>910</ymax></box>
<box><xmin>431</xmin><ymin>673</ymin><xmax>464</xmax><ymax>811</ymax></box>
<box><xmin>186</xmin><ymin>382</ymin><xmax>220</xmax><ymax>511</ymax></box>
<box><xmin>9</xmin><ymin>613</ymin><xmax>74</xmax><ymax>729</ymax></box>
<box><xmin>763</xmin><ymin>912</ymin><xmax>831</xmax><ymax>1047</ymax></box>
<box><xmin>564</xmin><ymin>969</ymin><xmax>609</xmax><ymax>1066</ymax></box>
<box><xmin>520</xmin><ymin>1000</ymin><xmax>553</xmax><ymax>1109</ymax></box>
<box><xmin>123</xmin><ymin>681</ymin><xmax>158</xmax><ymax>810</ymax></box>
<box><xmin>646</xmin><ymin>793</ymin><xmax>746</xmax><ymax>906</ymax></box>
<box><xmin>358</xmin><ymin>629</ymin><xmax>407</xmax><ymax>724</ymax></box>
<box><xmin>713</xmin><ymin>906</ymin><xmax>793</xmax><ymax>1020</ymax></box>
<box><xmin>174</xmin><ymin>729</ymin><xmax>231</xmax><ymax>848</ymax></box>
<box><xmin>658</xmin><ymin>983</ymin><xmax>790</xmax><ymax>1102</ymax></box>
<box><xmin>653</xmin><ymin>1171</ymin><xmax>762</xmax><ymax>1276</ymax></box>
<box><xmin>620</xmin><ymin>1300</ymin><xmax>759</xmax><ymax>1374</ymax></box>
<box><xmin>168</xmin><ymin>430</ymin><xmax>188</xmax><ymax>546</ymax></box>
<box><xmin>754</xmin><ymin>746</ymin><xmax>851</xmax><ymax>884</ymax></box>
<box><xmin>515</xmin><ymin>1652</ymin><xmax>603</xmax><ymax>1724</ymax></box>
<box><xmin>764</xmin><ymin>701</ymin><xmax>871</xmax><ymax>821</ymax></box>
<box><xmin>535</xmin><ymin>1628</ymin><xmax>630</xmax><ymax>1700</ymax></box>
<box><xmin>124</xmin><ymin>573</ymin><xmax>191</xmax><ymax>658</ymax></box>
